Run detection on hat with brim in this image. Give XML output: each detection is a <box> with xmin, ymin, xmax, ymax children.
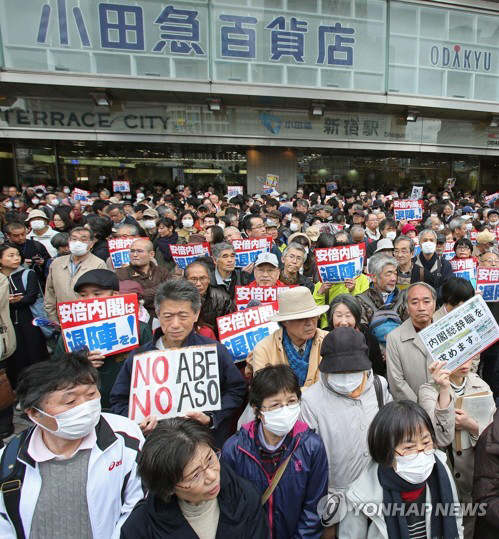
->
<box><xmin>269</xmin><ymin>286</ymin><xmax>329</xmax><ymax>322</ymax></box>
<box><xmin>319</xmin><ymin>327</ymin><xmax>372</xmax><ymax>373</ymax></box>
<box><xmin>25</xmin><ymin>209</ymin><xmax>49</xmax><ymax>222</ymax></box>
<box><xmin>477</xmin><ymin>230</ymin><xmax>496</xmax><ymax>244</ymax></box>
<box><xmin>306</xmin><ymin>226</ymin><xmax>320</xmax><ymax>241</ymax></box>
<box><xmin>287</xmin><ymin>232</ymin><xmax>311</xmax><ymax>246</ymax></box>
<box><xmin>374</xmin><ymin>238</ymin><xmax>394</xmax><ymax>253</ymax></box>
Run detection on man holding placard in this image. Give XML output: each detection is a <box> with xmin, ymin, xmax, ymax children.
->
<box><xmin>110</xmin><ymin>279</ymin><xmax>246</xmax><ymax>445</ymax></box>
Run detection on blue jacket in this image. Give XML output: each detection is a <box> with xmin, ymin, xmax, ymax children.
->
<box><xmin>110</xmin><ymin>330</ymin><xmax>247</xmax><ymax>446</ymax></box>
<box><xmin>221</xmin><ymin>420</ymin><xmax>328</xmax><ymax>539</ymax></box>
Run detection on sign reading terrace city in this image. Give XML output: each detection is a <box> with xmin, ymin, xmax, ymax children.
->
<box><xmin>169</xmin><ymin>243</ymin><xmax>211</xmax><ymax>270</ymax></box>
<box><xmin>231</xmin><ymin>238</ymin><xmax>272</xmax><ymax>268</ymax></box>
<box><xmin>315</xmin><ymin>244</ymin><xmax>364</xmax><ymax>283</ymax></box>
<box><xmin>393</xmin><ymin>200</ymin><xmax>424</xmax><ymax>222</ymax></box>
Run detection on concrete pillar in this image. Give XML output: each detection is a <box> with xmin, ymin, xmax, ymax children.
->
<box><xmin>246</xmin><ymin>147</ymin><xmax>297</xmax><ymax>195</ymax></box>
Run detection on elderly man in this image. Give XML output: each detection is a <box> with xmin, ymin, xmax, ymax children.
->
<box><xmin>248</xmin><ymin>252</ymin><xmax>284</xmax><ymax>287</ymax></box>
<box><xmin>247</xmin><ymin>286</ymin><xmax>329</xmax><ymax>388</ymax></box>
<box><xmin>364</xmin><ymin>212</ymin><xmax>380</xmax><ymax>241</ymax></box>
<box><xmin>25</xmin><ymin>209</ymin><xmax>59</xmax><ymax>257</ymax></box>
<box><xmin>450</xmin><ymin>217</ymin><xmax>468</xmax><ymax>241</ymax></box>
<box><xmin>115</xmin><ymin>238</ymin><xmax>169</xmax><ymax>319</ymax></box>
<box><xmin>223</xmin><ymin>225</ymin><xmax>242</xmax><ymax>242</ymax></box>
<box><xmin>45</xmin><ymin>227</ymin><xmax>107</xmax><ymax>321</ymax></box>
<box><xmin>185</xmin><ymin>260</ymin><xmax>235</xmax><ymax>336</ymax></box>
<box><xmin>110</xmin><ymin>279</ymin><xmax>246</xmax><ymax>445</ymax></box>
<box><xmin>366</xmin><ymin>218</ymin><xmax>398</xmax><ymax>258</ymax></box>
<box><xmin>474</xmin><ymin>229</ymin><xmax>498</xmax><ymax>258</ymax></box>
<box><xmin>425</xmin><ymin>214</ymin><xmax>442</xmax><ymax>232</ymax></box>
<box><xmin>394</xmin><ymin>235</ymin><xmax>415</xmax><ymax>290</ymax></box>
<box><xmin>210</xmin><ymin>242</ymin><xmax>251</xmax><ymax>299</ymax></box>
<box><xmin>107</xmin><ymin>203</ymin><xmax>144</xmax><ymax>235</ymax></box>
<box><xmin>0</xmin><ymin>353</ymin><xmax>144</xmax><ymax>538</ymax></box>
<box><xmin>386</xmin><ymin>282</ymin><xmax>436</xmax><ymax>401</ymax></box>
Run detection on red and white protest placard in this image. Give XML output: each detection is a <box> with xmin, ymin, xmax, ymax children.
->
<box><xmin>72</xmin><ymin>187</ymin><xmax>90</xmax><ymax>202</ymax></box>
<box><xmin>470</xmin><ymin>231</ymin><xmax>478</xmax><ymax>245</ymax></box>
<box><xmin>128</xmin><ymin>346</ymin><xmax>221</xmax><ymax>423</ymax></box>
<box><xmin>235</xmin><ymin>285</ymin><xmax>295</xmax><ymax>310</ymax></box>
<box><xmin>450</xmin><ymin>257</ymin><xmax>478</xmax><ymax>283</ymax></box>
<box><xmin>169</xmin><ymin>242</ymin><xmax>211</xmax><ymax>270</ymax></box>
<box><xmin>231</xmin><ymin>237</ymin><xmax>272</xmax><ymax>268</ymax></box>
<box><xmin>113</xmin><ymin>180</ymin><xmax>130</xmax><ymax>193</ymax></box>
<box><xmin>217</xmin><ymin>302</ymin><xmax>279</xmax><ymax>361</ymax></box>
<box><xmin>477</xmin><ymin>267</ymin><xmax>499</xmax><ymax>302</ymax></box>
<box><xmin>443</xmin><ymin>242</ymin><xmax>456</xmax><ymax>261</ymax></box>
<box><xmin>394</xmin><ymin>199</ymin><xmax>424</xmax><ymax>222</ymax></box>
<box><xmin>315</xmin><ymin>244</ymin><xmax>365</xmax><ymax>283</ymax></box>
<box><xmin>485</xmin><ymin>192</ymin><xmax>499</xmax><ymax>204</ymax></box>
<box><xmin>108</xmin><ymin>237</ymin><xmax>140</xmax><ymax>269</ymax></box>
<box><xmin>57</xmin><ymin>294</ymin><xmax>139</xmax><ymax>357</ymax></box>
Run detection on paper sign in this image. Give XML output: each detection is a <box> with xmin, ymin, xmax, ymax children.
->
<box><xmin>113</xmin><ymin>180</ymin><xmax>130</xmax><ymax>193</ymax></box>
<box><xmin>445</xmin><ymin>178</ymin><xmax>456</xmax><ymax>189</ymax></box>
<box><xmin>419</xmin><ymin>295</ymin><xmax>499</xmax><ymax>372</ymax></box>
<box><xmin>477</xmin><ymin>267</ymin><xmax>499</xmax><ymax>302</ymax></box>
<box><xmin>266</xmin><ymin>174</ymin><xmax>279</xmax><ymax>188</ymax></box>
<box><xmin>485</xmin><ymin>192</ymin><xmax>499</xmax><ymax>204</ymax></box>
<box><xmin>227</xmin><ymin>186</ymin><xmax>243</xmax><ymax>199</ymax></box>
<box><xmin>410</xmin><ymin>186</ymin><xmax>424</xmax><ymax>200</ymax></box>
<box><xmin>128</xmin><ymin>346</ymin><xmax>221</xmax><ymax>423</ymax></box>
<box><xmin>57</xmin><ymin>294</ymin><xmax>140</xmax><ymax>357</ymax></box>
<box><xmin>450</xmin><ymin>257</ymin><xmax>478</xmax><ymax>284</ymax></box>
<box><xmin>326</xmin><ymin>181</ymin><xmax>337</xmax><ymax>192</ymax></box>
<box><xmin>394</xmin><ymin>199</ymin><xmax>424</xmax><ymax>222</ymax></box>
<box><xmin>217</xmin><ymin>302</ymin><xmax>279</xmax><ymax>362</ymax></box>
<box><xmin>315</xmin><ymin>244</ymin><xmax>365</xmax><ymax>283</ymax></box>
<box><xmin>73</xmin><ymin>187</ymin><xmax>90</xmax><ymax>201</ymax></box>
<box><xmin>169</xmin><ymin>242</ymin><xmax>211</xmax><ymax>270</ymax></box>
<box><xmin>108</xmin><ymin>237</ymin><xmax>140</xmax><ymax>269</ymax></box>
<box><xmin>235</xmin><ymin>285</ymin><xmax>295</xmax><ymax>310</ymax></box>
<box><xmin>263</xmin><ymin>184</ymin><xmax>274</xmax><ymax>195</ymax></box>
<box><xmin>231</xmin><ymin>237</ymin><xmax>272</xmax><ymax>268</ymax></box>
<box><xmin>470</xmin><ymin>231</ymin><xmax>478</xmax><ymax>245</ymax></box>
<box><xmin>443</xmin><ymin>242</ymin><xmax>456</xmax><ymax>261</ymax></box>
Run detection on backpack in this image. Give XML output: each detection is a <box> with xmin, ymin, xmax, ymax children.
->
<box><xmin>20</xmin><ymin>270</ymin><xmax>55</xmax><ymax>339</ymax></box>
<box><xmin>0</xmin><ymin>274</ymin><xmax>16</xmax><ymax>360</ymax></box>
<box><xmin>360</xmin><ymin>292</ymin><xmax>405</xmax><ymax>347</ymax></box>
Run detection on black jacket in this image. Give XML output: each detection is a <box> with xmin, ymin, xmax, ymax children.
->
<box><xmin>410</xmin><ymin>253</ymin><xmax>454</xmax><ymax>305</ymax></box>
<box><xmin>201</xmin><ymin>286</ymin><xmax>235</xmax><ymax>336</ymax></box>
<box><xmin>7</xmin><ymin>239</ymin><xmax>50</xmax><ymax>287</ymax></box>
<box><xmin>120</xmin><ymin>463</ymin><xmax>269</xmax><ymax>539</ymax></box>
<box><xmin>91</xmin><ymin>239</ymin><xmax>110</xmax><ymax>262</ymax></box>
<box><xmin>209</xmin><ymin>269</ymin><xmax>251</xmax><ymax>300</ymax></box>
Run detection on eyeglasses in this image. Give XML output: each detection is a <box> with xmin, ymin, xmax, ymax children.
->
<box><xmin>285</xmin><ymin>254</ymin><xmax>304</xmax><ymax>263</ymax></box>
<box><xmin>251</xmin><ymin>223</ymin><xmax>266</xmax><ymax>230</ymax></box>
<box><xmin>188</xmin><ymin>276</ymin><xmax>209</xmax><ymax>284</ymax></box>
<box><xmin>176</xmin><ymin>450</ymin><xmax>221</xmax><ymax>489</ymax></box>
<box><xmin>395</xmin><ymin>443</ymin><xmax>437</xmax><ymax>460</ymax></box>
<box><xmin>260</xmin><ymin>399</ymin><xmax>300</xmax><ymax>413</ymax></box>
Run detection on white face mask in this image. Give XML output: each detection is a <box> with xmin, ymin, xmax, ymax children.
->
<box><xmin>395</xmin><ymin>451</ymin><xmax>435</xmax><ymax>484</ymax></box>
<box><xmin>182</xmin><ymin>219</ymin><xmax>194</xmax><ymax>228</ymax></box>
<box><xmin>430</xmin><ymin>213</ymin><xmax>438</xmax><ymax>217</ymax></box>
<box><xmin>262</xmin><ymin>403</ymin><xmax>300</xmax><ymax>437</ymax></box>
<box><xmin>31</xmin><ymin>397</ymin><xmax>101</xmax><ymax>440</ymax></box>
<box><xmin>438</xmin><ymin>224</ymin><xmax>444</xmax><ymax>231</ymax></box>
<box><xmin>289</xmin><ymin>222</ymin><xmax>300</xmax><ymax>232</ymax></box>
<box><xmin>69</xmin><ymin>240</ymin><xmax>89</xmax><ymax>257</ymax></box>
<box><xmin>31</xmin><ymin>198</ymin><xmax>40</xmax><ymax>205</ymax></box>
<box><xmin>4</xmin><ymin>201</ymin><xmax>12</xmax><ymax>209</ymax></box>
<box><xmin>466</xmin><ymin>223</ymin><xmax>473</xmax><ymax>230</ymax></box>
<box><xmin>30</xmin><ymin>219</ymin><xmax>47</xmax><ymax>231</ymax></box>
<box><xmin>327</xmin><ymin>372</ymin><xmax>365</xmax><ymax>395</ymax></box>
<box><xmin>63</xmin><ymin>188</ymin><xmax>71</xmax><ymax>194</ymax></box>
<box><xmin>143</xmin><ymin>220</ymin><xmax>156</xmax><ymax>229</ymax></box>
<box><xmin>385</xmin><ymin>231</ymin><xmax>397</xmax><ymax>241</ymax></box>
<box><xmin>136</xmin><ymin>194</ymin><xmax>145</xmax><ymax>201</ymax></box>
<box><xmin>373</xmin><ymin>209</ymin><xmax>380</xmax><ymax>214</ymax></box>
<box><xmin>421</xmin><ymin>241</ymin><xmax>436</xmax><ymax>255</ymax></box>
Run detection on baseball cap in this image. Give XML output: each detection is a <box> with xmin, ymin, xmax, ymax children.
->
<box><xmin>254</xmin><ymin>252</ymin><xmax>279</xmax><ymax>268</ymax></box>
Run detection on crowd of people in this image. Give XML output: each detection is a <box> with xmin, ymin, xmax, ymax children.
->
<box><xmin>0</xmin><ymin>182</ymin><xmax>497</xmax><ymax>538</ymax></box>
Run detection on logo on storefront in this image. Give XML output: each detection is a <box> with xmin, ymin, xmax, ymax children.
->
<box><xmin>260</xmin><ymin>113</ymin><xmax>281</xmax><ymax>134</ymax></box>
<box><xmin>429</xmin><ymin>44</ymin><xmax>491</xmax><ymax>72</ymax></box>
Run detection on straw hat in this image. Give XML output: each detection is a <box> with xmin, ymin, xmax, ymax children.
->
<box><xmin>270</xmin><ymin>286</ymin><xmax>329</xmax><ymax>322</ymax></box>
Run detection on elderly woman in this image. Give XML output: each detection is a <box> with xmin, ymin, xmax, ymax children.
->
<box><xmin>121</xmin><ymin>418</ymin><xmax>268</xmax><ymax>538</ymax></box>
<box><xmin>222</xmin><ymin>365</ymin><xmax>328</xmax><ymax>539</ymax></box>
<box><xmin>279</xmin><ymin>242</ymin><xmax>313</xmax><ymax>290</ymax></box>
<box><xmin>247</xmin><ymin>286</ymin><xmax>329</xmax><ymax>388</ymax></box>
<box><xmin>339</xmin><ymin>401</ymin><xmax>463</xmax><ymax>539</ymax></box>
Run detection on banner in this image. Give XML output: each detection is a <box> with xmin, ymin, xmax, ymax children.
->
<box><xmin>113</xmin><ymin>180</ymin><xmax>130</xmax><ymax>193</ymax></box>
<box><xmin>108</xmin><ymin>237</ymin><xmax>139</xmax><ymax>269</ymax></box>
<box><xmin>235</xmin><ymin>285</ymin><xmax>294</xmax><ymax>310</ymax></box>
<box><xmin>315</xmin><ymin>244</ymin><xmax>365</xmax><ymax>283</ymax></box>
<box><xmin>227</xmin><ymin>186</ymin><xmax>243</xmax><ymax>199</ymax></box>
<box><xmin>217</xmin><ymin>302</ymin><xmax>279</xmax><ymax>361</ymax></box>
<box><xmin>326</xmin><ymin>181</ymin><xmax>337</xmax><ymax>192</ymax></box>
<box><xmin>477</xmin><ymin>267</ymin><xmax>499</xmax><ymax>302</ymax></box>
<box><xmin>128</xmin><ymin>346</ymin><xmax>221</xmax><ymax>423</ymax></box>
<box><xmin>231</xmin><ymin>237</ymin><xmax>272</xmax><ymax>268</ymax></box>
<box><xmin>262</xmin><ymin>184</ymin><xmax>274</xmax><ymax>195</ymax></box>
<box><xmin>169</xmin><ymin>242</ymin><xmax>211</xmax><ymax>270</ymax></box>
<box><xmin>265</xmin><ymin>174</ymin><xmax>279</xmax><ymax>188</ymax></box>
<box><xmin>57</xmin><ymin>294</ymin><xmax>139</xmax><ymax>357</ymax></box>
<box><xmin>394</xmin><ymin>199</ymin><xmax>424</xmax><ymax>222</ymax></box>
<box><xmin>470</xmin><ymin>231</ymin><xmax>478</xmax><ymax>245</ymax></box>
<box><xmin>485</xmin><ymin>192</ymin><xmax>499</xmax><ymax>204</ymax></box>
<box><xmin>450</xmin><ymin>257</ymin><xmax>478</xmax><ymax>283</ymax></box>
<box><xmin>72</xmin><ymin>187</ymin><xmax>90</xmax><ymax>202</ymax></box>
<box><xmin>410</xmin><ymin>186</ymin><xmax>424</xmax><ymax>200</ymax></box>
<box><xmin>419</xmin><ymin>295</ymin><xmax>499</xmax><ymax>372</ymax></box>
<box><xmin>443</xmin><ymin>242</ymin><xmax>456</xmax><ymax>261</ymax></box>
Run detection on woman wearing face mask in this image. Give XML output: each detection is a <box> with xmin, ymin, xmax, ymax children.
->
<box><xmin>339</xmin><ymin>400</ymin><xmax>463</xmax><ymax>539</ymax></box>
<box><xmin>177</xmin><ymin>210</ymin><xmax>198</xmax><ymax>242</ymax></box>
<box><xmin>300</xmin><ymin>327</ymin><xmax>392</xmax><ymax>501</ymax></box>
<box><xmin>222</xmin><ymin>365</ymin><xmax>328</xmax><ymax>539</ymax></box>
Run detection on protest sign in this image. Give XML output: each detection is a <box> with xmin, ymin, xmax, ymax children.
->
<box><xmin>72</xmin><ymin>187</ymin><xmax>90</xmax><ymax>202</ymax></box>
<box><xmin>57</xmin><ymin>294</ymin><xmax>139</xmax><ymax>356</ymax></box>
<box><xmin>315</xmin><ymin>244</ymin><xmax>365</xmax><ymax>283</ymax></box>
<box><xmin>443</xmin><ymin>242</ymin><xmax>456</xmax><ymax>261</ymax></box>
<box><xmin>217</xmin><ymin>303</ymin><xmax>279</xmax><ymax>361</ymax></box>
<box><xmin>128</xmin><ymin>346</ymin><xmax>221</xmax><ymax>423</ymax></box>
<box><xmin>419</xmin><ymin>295</ymin><xmax>499</xmax><ymax>372</ymax></box>
<box><xmin>326</xmin><ymin>181</ymin><xmax>337</xmax><ymax>192</ymax></box>
<box><xmin>485</xmin><ymin>192</ymin><xmax>499</xmax><ymax>204</ymax></box>
<box><xmin>108</xmin><ymin>237</ymin><xmax>139</xmax><ymax>269</ymax></box>
<box><xmin>477</xmin><ymin>267</ymin><xmax>499</xmax><ymax>302</ymax></box>
<box><xmin>394</xmin><ymin>199</ymin><xmax>424</xmax><ymax>222</ymax></box>
<box><xmin>266</xmin><ymin>174</ymin><xmax>279</xmax><ymax>188</ymax></box>
<box><xmin>470</xmin><ymin>231</ymin><xmax>478</xmax><ymax>245</ymax></box>
<box><xmin>169</xmin><ymin>242</ymin><xmax>211</xmax><ymax>270</ymax></box>
<box><xmin>227</xmin><ymin>186</ymin><xmax>243</xmax><ymax>199</ymax></box>
<box><xmin>235</xmin><ymin>285</ymin><xmax>294</xmax><ymax>310</ymax></box>
<box><xmin>231</xmin><ymin>237</ymin><xmax>272</xmax><ymax>268</ymax></box>
<box><xmin>34</xmin><ymin>184</ymin><xmax>47</xmax><ymax>193</ymax></box>
<box><xmin>262</xmin><ymin>184</ymin><xmax>274</xmax><ymax>195</ymax></box>
<box><xmin>413</xmin><ymin>236</ymin><xmax>421</xmax><ymax>257</ymax></box>
<box><xmin>113</xmin><ymin>180</ymin><xmax>130</xmax><ymax>192</ymax></box>
<box><xmin>410</xmin><ymin>186</ymin><xmax>424</xmax><ymax>200</ymax></box>
<box><xmin>445</xmin><ymin>178</ymin><xmax>456</xmax><ymax>189</ymax></box>
<box><xmin>450</xmin><ymin>257</ymin><xmax>478</xmax><ymax>283</ymax></box>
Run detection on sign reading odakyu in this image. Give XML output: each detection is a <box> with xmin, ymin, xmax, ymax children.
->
<box><xmin>429</xmin><ymin>44</ymin><xmax>492</xmax><ymax>73</ymax></box>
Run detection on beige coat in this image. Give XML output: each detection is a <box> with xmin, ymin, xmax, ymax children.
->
<box><xmin>45</xmin><ymin>253</ymin><xmax>108</xmax><ymax>321</ymax></box>
<box><xmin>248</xmin><ymin>328</ymin><xmax>328</xmax><ymax>388</ymax></box>
<box><xmin>386</xmin><ymin>317</ymin><xmax>433</xmax><ymax>401</ymax></box>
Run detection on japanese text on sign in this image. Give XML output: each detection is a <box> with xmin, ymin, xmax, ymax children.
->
<box><xmin>169</xmin><ymin>242</ymin><xmax>211</xmax><ymax>270</ymax></box>
<box><xmin>410</xmin><ymin>186</ymin><xmax>424</xmax><ymax>200</ymax></box>
<box><xmin>129</xmin><ymin>346</ymin><xmax>221</xmax><ymax>423</ymax></box>
<box><xmin>443</xmin><ymin>242</ymin><xmax>456</xmax><ymax>261</ymax></box>
<box><xmin>227</xmin><ymin>186</ymin><xmax>243</xmax><ymax>199</ymax></box>
<box><xmin>315</xmin><ymin>244</ymin><xmax>364</xmax><ymax>283</ymax></box>
<box><xmin>419</xmin><ymin>295</ymin><xmax>499</xmax><ymax>372</ymax></box>
<box><xmin>108</xmin><ymin>237</ymin><xmax>139</xmax><ymax>269</ymax></box>
<box><xmin>57</xmin><ymin>294</ymin><xmax>139</xmax><ymax>357</ymax></box>
<box><xmin>450</xmin><ymin>257</ymin><xmax>477</xmax><ymax>283</ymax></box>
<box><xmin>394</xmin><ymin>200</ymin><xmax>424</xmax><ymax>222</ymax></box>
<box><xmin>235</xmin><ymin>285</ymin><xmax>294</xmax><ymax>310</ymax></box>
<box><xmin>477</xmin><ymin>267</ymin><xmax>499</xmax><ymax>302</ymax></box>
<box><xmin>231</xmin><ymin>237</ymin><xmax>272</xmax><ymax>268</ymax></box>
<box><xmin>72</xmin><ymin>187</ymin><xmax>90</xmax><ymax>201</ymax></box>
<box><xmin>113</xmin><ymin>180</ymin><xmax>130</xmax><ymax>192</ymax></box>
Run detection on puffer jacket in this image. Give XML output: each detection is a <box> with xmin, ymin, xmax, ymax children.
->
<box><xmin>200</xmin><ymin>285</ymin><xmax>236</xmax><ymax>336</ymax></box>
<box><xmin>221</xmin><ymin>420</ymin><xmax>328</xmax><ymax>539</ymax></box>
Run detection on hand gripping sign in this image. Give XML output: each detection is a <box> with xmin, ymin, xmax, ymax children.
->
<box><xmin>128</xmin><ymin>346</ymin><xmax>221</xmax><ymax>423</ymax></box>
<box><xmin>108</xmin><ymin>237</ymin><xmax>140</xmax><ymax>269</ymax></box>
<box><xmin>315</xmin><ymin>244</ymin><xmax>365</xmax><ymax>283</ymax></box>
<box><xmin>57</xmin><ymin>294</ymin><xmax>140</xmax><ymax>356</ymax></box>
<box><xmin>169</xmin><ymin>242</ymin><xmax>211</xmax><ymax>270</ymax></box>
<box><xmin>231</xmin><ymin>237</ymin><xmax>272</xmax><ymax>268</ymax></box>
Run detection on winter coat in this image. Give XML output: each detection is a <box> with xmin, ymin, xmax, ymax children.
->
<box><xmin>120</xmin><ymin>462</ymin><xmax>268</xmax><ymax>539</ymax></box>
<box><xmin>410</xmin><ymin>252</ymin><xmax>454</xmax><ymax>304</ymax></box>
<box><xmin>221</xmin><ymin>420</ymin><xmax>328</xmax><ymax>539</ymax></box>
<box><xmin>356</xmin><ymin>286</ymin><xmax>408</xmax><ymax>328</ymax></box>
<box><xmin>209</xmin><ymin>268</ymin><xmax>252</xmax><ymax>300</ymax></box>
<box><xmin>91</xmin><ymin>239</ymin><xmax>110</xmax><ymax>262</ymax></box>
<box><xmin>200</xmin><ymin>286</ymin><xmax>235</xmax><ymax>336</ymax></box>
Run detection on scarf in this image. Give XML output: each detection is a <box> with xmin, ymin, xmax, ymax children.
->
<box><xmin>282</xmin><ymin>328</ymin><xmax>313</xmax><ymax>387</ymax></box>
<box><xmin>377</xmin><ymin>459</ymin><xmax>459</xmax><ymax>539</ymax></box>
<box><xmin>156</xmin><ymin>232</ymin><xmax>179</xmax><ymax>262</ymax></box>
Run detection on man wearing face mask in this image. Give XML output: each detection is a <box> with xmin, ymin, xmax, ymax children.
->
<box><xmin>366</xmin><ymin>218</ymin><xmax>398</xmax><ymax>258</ymax></box>
<box><xmin>45</xmin><ymin>227</ymin><xmax>107</xmax><ymax>321</ymax></box>
<box><xmin>25</xmin><ymin>209</ymin><xmax>59</xmax><ymax>257</ymax></box>
<box><xmin>0</xmin><ymin>353</ymin><xmax>144</xmax><ymax>539</ymax></box>
<box><xmin>41</xmin><ymin>193</ymin><xmax>60</xmax><ymax>220</ymax></box>
<box><xmin>300</xmin><ymin>327</ymin><xmax>392</xmax><ymax>497</ymax></box>
<box><xmin>473</xmin><ymin>230</ymin><xmax>498</xmax><ymax>258</ymax></box>
<box><xmin>139</xmin><ymin>208</ymin><xmax>159</xmax><ymax>241</ymax></box>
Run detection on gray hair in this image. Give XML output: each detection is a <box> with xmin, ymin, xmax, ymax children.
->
<box><xmin>449</xmin><ymin>217</ymin><xmax>464</xmax><ymax>232</ymax></box>
<box><xmin>282</xmin><ymin>242</ymin><xmax>307</xmax><ymax>262</ymax></box>
<box><xmin>70</xmin><ymin>226</ymin><xmax>94</xmax><ymax>241</ymax></box>
<box><xmin>116</xmin><ymin>223</ymin><xmax>139</xmax><ymax>236</ymax></box>
<box><xmin>394</xmin><ymin>235</ymin><xmax>415</xmax><ymax>252</ymax></box>
<box><xmin>368</xmin><ymin>253</ymin><xmax>398</xmax><ymax>277</ymax></box>
<box><xmin>154</xmin><ymin>279</ymin><xmax>201</xmax><ymax>314</ymax></box>
<box><xmin>424</xmin><ymin>216</ymin><xmax>441</xmax><ymax>228</ymax></box>
<box><xmin>212</xmin><ymin>242</ymin><xmax>235</xmax><ymax>260</ymax></box>
<box><xmin>418</xmin><ymin>228</ymin><xmax>437</xmax><ymax>243</ymax></box>
<box><xmin>406</xmin><ymin>282</ymin><xmax>437</xmax><ymax>303</ymax></box>
<box><xmin>350</xmin><ymin>225</ymin><xmax>366</xmax><ymax>237</ymax></box>
<box><xmin>334</xmin><ymin>231</ymin><xmax>353</xmax><ymax>245</ymax></box>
